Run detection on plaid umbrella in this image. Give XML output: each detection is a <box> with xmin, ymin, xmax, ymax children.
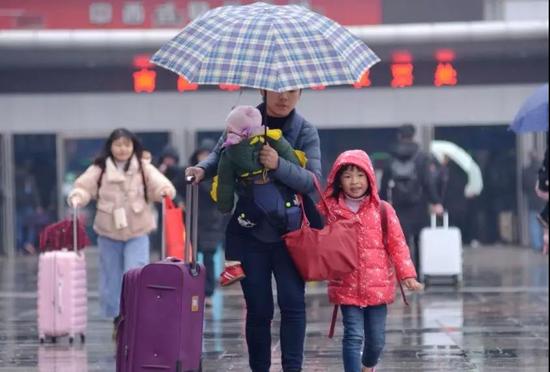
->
<box><xmin>151</xmin><ymin>2</ymin><xmax>379</xmax><ymax>92</ymax></box>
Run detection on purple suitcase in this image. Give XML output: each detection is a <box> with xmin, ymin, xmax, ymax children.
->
<box><xmin>116</xmin><ymin>180</ymin><xmax>205</xmax><ymax>372</ymax></box>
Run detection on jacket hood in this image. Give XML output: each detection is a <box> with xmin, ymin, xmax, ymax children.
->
<box><xmin>324</xmin><ymin>150</ymin><xmax>380</xmax><ymax>206</ymax></box>
<box><xmin>390</xmin><ymin>141</ymin><xmax>419</xmax><ymax>161</ymax></box>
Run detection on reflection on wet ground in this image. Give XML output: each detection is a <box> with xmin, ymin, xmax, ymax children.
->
<box><xmin>0</xmin><ymin>245</ymin><xmax>547</xmax><ymax>371</ymax></box>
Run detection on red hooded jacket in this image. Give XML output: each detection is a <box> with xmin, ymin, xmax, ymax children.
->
<box><xmin>318</xmin><ymin>150</ymin><xmax>417</xmax><ymax>307</ymax></box>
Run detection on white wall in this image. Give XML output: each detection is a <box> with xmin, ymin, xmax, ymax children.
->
<box><xmin>0</xmin><ymin>84</ymin><xmax>540</xmax><ymax>134</ymax></box>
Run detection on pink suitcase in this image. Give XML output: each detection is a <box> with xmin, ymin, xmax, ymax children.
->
<box><xmin>37</xmin><ymin>209</ymin><xmax>87</xmax><ymax>344</ymax></box>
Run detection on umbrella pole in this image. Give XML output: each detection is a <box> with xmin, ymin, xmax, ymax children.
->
<box><xmin>262</xmin><ymin>92</ymin><xmax>268</xmax><ymax>182</ymax></box>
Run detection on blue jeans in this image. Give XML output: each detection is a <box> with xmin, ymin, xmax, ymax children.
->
<box><xmin>341</xmin><ymin>305</ymin><xmax>388</xmax><ymax>371</ymax></box>
<box><xmin>528</xmin><ymin>210</ymin><xmax>544</xmax><ymax>252</ymax></box>
<box><xmin>240</xmin><ymin>238</ymin><xmax>306</xmax><ymax>372</ymax></box>
<box><xmin>98</xmin><ymin>235</ymin><xmax>150</xmax><ymax>318</ymax></box>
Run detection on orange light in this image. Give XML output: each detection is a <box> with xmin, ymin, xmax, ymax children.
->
<box><xmin>133</xmin><ymin>54</ymin><xmax>153</xmax><ymax>69</ymax></box>
<box><xmin>391</xmin><ymin>63</ymin><xmax>414</xmax><ymax>88</ymax></box>
<box><xmin>177</xmin><ymin>76</ymin><xmax>199</xmax><ymax>92</ymax></box>
<box><xmin>133</xmin><ymin>69</ymin><xmax>156</xmax><ymax>93</ymax></box>
<box><xmin>435</xmin><ymin>49</ymin><xmax>456</xmax><ymax>63</ymax></box>
<box><xmin>311</xmin><ymin>85</ymin><xmax>326</xmax><ymax>90</ymax></box>
<box><xmin>434</xmin><ymin>62</ymin><xmax>458</xmax><ymax>87</ymax></box>
<box><xmin>353</xmin><ymin>71</ymin><xmax>371</xmax><ymax>88</ymax></box>
<box><xmin>219</xmin><ymin>84</ymin><xmax>240</xmax><ymax>91</ymax></box>
<box><xmin>392</xmin><ymin>51</ymin><xmax>412</xmax><ymax>64</ymax></box>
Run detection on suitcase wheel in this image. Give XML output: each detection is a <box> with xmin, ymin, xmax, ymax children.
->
<box><xmin>69</xmin><ymin>336</ymin><xmax>74</xmax><ymax>344</ymax></box>
<box><xmin>80</xmin><ymin>334</ymin><xmax>86</xmax><ymax>343</ymax></box>
<box><xmin>51</xmin><ymin>336</ymin><xmax>57</xmax><ymax>343</ymax></box>
<box><xmin>39</xmin><ymin>337</ymin><xmax>45</xmax><ymax>344</ymax></box>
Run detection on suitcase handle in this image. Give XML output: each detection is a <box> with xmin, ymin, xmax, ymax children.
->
<box><xmin>185</xmin><ymin>177</ymin><xmax>199</xmax><ymax>266</ymax></box>
<box><xmin>430</xmin><ymin>212</ymin><xmax>449</xmax><ymax>229</ymax></box>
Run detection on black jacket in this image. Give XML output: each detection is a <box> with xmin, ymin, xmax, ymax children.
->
<box><xmin>380</xmin><ymin>141</ymin><xmax>441</xmax><ymax>206</ymax></box>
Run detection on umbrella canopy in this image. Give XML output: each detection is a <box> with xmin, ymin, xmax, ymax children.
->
<box><xmin>510</xmin><ymin>84</ymin><xmax>549</xmax><ymax>133</ymax></box>
<box><xmin>430</xmin><ymin>140</ymin><xmax>484</xmax><ymax>198</ymax></box>
<box><xmin>151</xmin><ymin>2</ymin><xmax>379</xmax><ymax>92</ymax></box>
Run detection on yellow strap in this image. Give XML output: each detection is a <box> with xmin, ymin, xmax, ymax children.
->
<box><xmin>294</xmin><ymin>150</ymin><xmax>308</xmax><ymax>167</ymax></box>
<box><xmin>210</xmin><ymin>175</ymin><xmax>219</xmax><ymax>202</ymax></box>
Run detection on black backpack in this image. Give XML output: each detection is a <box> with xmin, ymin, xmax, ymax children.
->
<box><xmin>389</xmin><ymin>153</ymin><xmax>423</xmax><ymax>206</ymax></box>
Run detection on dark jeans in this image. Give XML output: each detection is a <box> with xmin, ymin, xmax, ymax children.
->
<box><xmin>341</xmin><ymin>305</ymin><xmax>387</xmax><ymax>371</ymax></box>
<box><xmin>240</xmin><ymin>238</ymin><xmax>306</xmax><ymax>372</ymax></box>
<box><xmin>201</xmin><ymin>250</ymin><xmax>216</xmax><ymax>297</ymax></box>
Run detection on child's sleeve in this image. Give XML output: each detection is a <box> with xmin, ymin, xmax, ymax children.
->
<box><xmin>67</xmin><ymin>165</ymin><xmax>102</xmax><ymax>207</ymax></box>
<box><xmin>267</xmin><ymin>131</ymin><xmax>302</xmax><ymax>167</ymax></box>
<box><xmin>144</xmin><ymin>162</ymin><xmax>176</xmax><ymax>202</ymax></box>
<box><xmin>384</xmin><ymin>203</ymin><xmax>417</xmax><ymax>280</ymax></box>
<box><xmin>216</xmin><ymin>154</ymin><xmax>236</xmax><ymax>214</ymax></box>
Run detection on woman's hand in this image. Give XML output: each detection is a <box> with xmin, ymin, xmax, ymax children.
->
<box><xmin>69</xmin><ymin>195</ymin><xmax>81</xmax><ymax>208</ymax></box>
<box><xmin>402</xmin><ymin>278</ymin><xmax>424</xmax><ymax>292</ymax></box>
<box><xmin>259</xmin><ymin>143</ymin><xmax>279</xmax><ymax>170</ymax></box>
<box><xmin>185</xmin><ymin>166</ymin><xmax>205</xmax><ymax>184</ymax></box>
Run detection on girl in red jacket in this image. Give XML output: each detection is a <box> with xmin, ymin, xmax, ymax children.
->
<box><xmin>319</xmin><ymin>150</ymin><xmax>424</xmax><ymax>372</ymax></box>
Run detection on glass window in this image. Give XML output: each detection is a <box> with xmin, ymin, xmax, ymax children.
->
<box><xmin>13</xmin><ymin>134</ymin><xmax>57</xmax><ymax>255</ymax></box>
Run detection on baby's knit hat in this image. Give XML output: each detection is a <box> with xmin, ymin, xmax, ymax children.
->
<box><xmin>222</xmin><ymin>105</ymin><xmax>264</xmax><ymax>148</ymax></box>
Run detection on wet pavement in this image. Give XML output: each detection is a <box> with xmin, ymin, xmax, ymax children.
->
<box><xmin>0</xmin><ymin>245</ymin><xmax>548</xmax><ymax>371</ymax></box>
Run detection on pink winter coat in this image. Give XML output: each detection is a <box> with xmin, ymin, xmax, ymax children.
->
<box><xmin>318</xmin><ymin>150</ymin><xmax>417</xmax><ymax>307</ymax></box>
<box><xmin>68</xmin><ymin>155</ymin><xmax>176</xmax><ymax>242</ymax></box>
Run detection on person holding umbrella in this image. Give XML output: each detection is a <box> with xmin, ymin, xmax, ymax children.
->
<box><xmin>152</xmin><ymin>3</ymin><xmax>380</xmax><ymax>369</ymax></box>
<box><xmin>187</xmin><ymin>89</ymin><xmax>321</xmax><ymax>371</ymax></box>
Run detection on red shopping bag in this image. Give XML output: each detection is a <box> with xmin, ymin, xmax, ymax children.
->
<box><xmin>283</xmin><ymin>176</ymin><xmax>358</xmax><ymax>282</ymax></box>
<box><xmin>164</xmin><ymin>197</ymin><xmax>186</xmax><ymax>259</ymax></box>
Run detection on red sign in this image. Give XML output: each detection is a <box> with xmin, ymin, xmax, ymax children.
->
<box><xmin>353</xmin><ymin>71</ymin><xmax>372</xmax><ymax>88</ymax></box>
<box><xmin>434</xmin><ymin>63</ymin><xmax>458</xmax><ymax>87</ymax></box>
<box><xmin>133</xmin><ymin>69</ymin><xmax>156</xmax><ymax>93</ymax></box>
<box><xmin>177</xmin><ymin>76</ymin><xmax>199</xmax><ymax>92</ymax></box>
<box><xmin>0</xmin><ymin>0</ymin><xmax>381</xmax><ymax>29</ymax></box>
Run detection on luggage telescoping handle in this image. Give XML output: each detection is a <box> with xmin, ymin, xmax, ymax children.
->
<box><xmin>430</xmin><ymin>211</ymin><xmax>449</xmax><ymax>229</ymax></box>
<box><xmin>161</xmin><ymin>198</ymin><xmax>166</xmax><ymax>260</ymax></box>
<box><xmin>185</xmin><ymin>176</ymin><xmax>199</xmax><ymax>268</ymax></box>
<box><xmin>73</xmin><ymin>206</ymin><xmax>79</xmax><ymax>253</ymax></box>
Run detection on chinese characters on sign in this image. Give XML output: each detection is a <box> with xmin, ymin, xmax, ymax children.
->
<box><xmin>133</xmin><ymin>69</ymin><xmax>157</xmax><ymax>93</ymax></box>
<box><xmin>353</xmin><ymin>71</ymin><xmax>372</xmax><ymax>88</ymax></box>
<box><xmin>434</xmin><ymin>49</ymin><xmax>458</xmax><ymax>87</ymax></box>
<box><xmin>391</xmin><ymin>51</ymin><xmax>414</xmax><ymax>88</ymax></box>
<box><xmin>132</xmin><ymin>50</ymin><xmax>461</xmax><ymax>93</ymax></box>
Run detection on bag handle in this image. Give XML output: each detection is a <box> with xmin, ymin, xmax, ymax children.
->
<box><xmin>328</xmin><ymin>305</ymin><xmax>339</xmax><ymax>339</ymax></box>
<box><xmin>297</xmin><ymin>173</ymin><xmax>327</xmax><ymax>228</ymax></box>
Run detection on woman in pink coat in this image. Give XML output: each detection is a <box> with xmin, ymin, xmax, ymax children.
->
<box><xmin>319</xmin><ymin>150</ymin><xmax>423</xmax><ymax>372</ymax></box>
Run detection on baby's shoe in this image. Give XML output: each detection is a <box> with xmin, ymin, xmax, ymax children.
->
<box><xmin>219</xmin><ymin>264</ymin><xmax>246</xmax><ymax>287</ymax></box>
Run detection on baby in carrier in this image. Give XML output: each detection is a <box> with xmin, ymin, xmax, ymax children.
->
<box><xmin>215</xmin><ymin>105</ymin><xmax>303</xmax><ymax>286</ymax></box>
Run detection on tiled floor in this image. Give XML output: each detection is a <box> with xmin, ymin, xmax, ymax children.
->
<box><xmin>0</xmin><ymin>245</ymin><xmax>547</xmax><ymax>371</ymax></box>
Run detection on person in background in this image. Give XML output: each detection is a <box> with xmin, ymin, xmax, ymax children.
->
<box><xmin>68</xmin><ymin>128</ymin><xmax>175</xmax><ymax>337</ymax></box>
<box><xmin>523</xmin><ymin>152</ymin><xmax>545</xmax><ymax>252</ymax></box>
<box><xmin>15</xmin><ymin>161</ymin><xmax>42</xmax><ymax>255</ymax></box>
<box><xmin>380</xmin><ymin>124</ymin><xmax>443</xmax><ymax>273</ymax></box>
<box><xmin>535</xmin><ymin>147</ymin><xmax>548</xmax><ymax>254</ymax></box>
<box><xmin>187</xmin><ymin>139</ymin><xmax>225</xmax><ymax>307</ymax></box>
